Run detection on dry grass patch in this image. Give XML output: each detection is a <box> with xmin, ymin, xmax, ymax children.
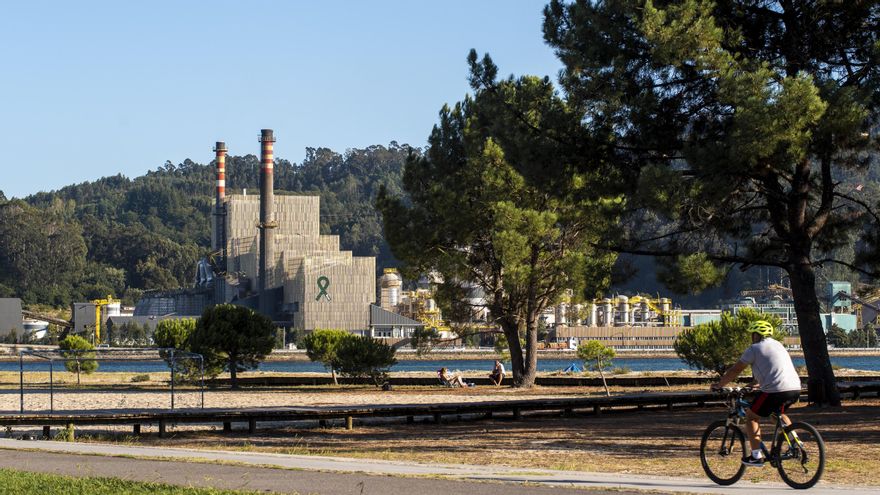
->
<box><xmin>116</xmin><ymin>398</ymin><xmax>880</xmax><ymax>486</ymax></box>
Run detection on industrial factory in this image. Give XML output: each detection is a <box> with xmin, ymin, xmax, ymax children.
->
<box><xmin>135</xmin><ymin>129</ymin><xmax>378</xmax><ymax>333</ymax></box>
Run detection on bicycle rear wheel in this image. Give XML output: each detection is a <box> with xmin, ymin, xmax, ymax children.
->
<box><xmin>774</xmin><ymin>421</ymin><xmax>825</xmax><ymax>489</ymax></box>
<box><xmin>700</xmin><ymin>420</ymin><xmax>747</xmax><ymax>485</ymax></box>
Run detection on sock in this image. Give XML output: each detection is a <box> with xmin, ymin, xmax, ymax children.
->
<box><xmin>752</xmin><ymin>449</ymin><xmax>763</xmax><ymax>460</ymax></box>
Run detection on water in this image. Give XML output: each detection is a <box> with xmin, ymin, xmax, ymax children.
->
<box><xmin>4</xmin><ymin>355</ymin><xmax>879</xmax><ymax>373</ymax></box>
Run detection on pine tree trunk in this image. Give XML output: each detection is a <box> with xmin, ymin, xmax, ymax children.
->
<box><xmin>229</xmin><ymin>356</ymin><xmax>238</xmax><ymax>389</ymax></box>
<box><xmin>520</xmin><ymin>315</ymin><xmax>539</xmax><ymax>388</ymax></box>
<box><xmin>503</xmin><ymin>318</ymin><xmax>527</xmax><ymax>387</ymax></box>
<box><xmin>331</xmin><ymin>368</ymin><xmax>338</xmax><ymax>386</ymax></box>
<box><xmin>788</xmin><ymin>257</ymin><xmax>841</xmax><ymax>406</ymax></box>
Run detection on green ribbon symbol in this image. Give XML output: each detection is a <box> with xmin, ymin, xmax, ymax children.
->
<box><xmin>315</xmin><ymin>276</ymin><xmax>331</xmax><ymax>301</ymax></box>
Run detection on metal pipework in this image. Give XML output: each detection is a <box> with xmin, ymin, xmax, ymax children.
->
<box><xmin>212</xmin><ymin>141</ymin><xmax>228</xmax><ymax>252</ymax></box>
<box><xmin>258</xmin><ymin>129</ymin><xmax>276</xmax><ymax>292</ymax></box>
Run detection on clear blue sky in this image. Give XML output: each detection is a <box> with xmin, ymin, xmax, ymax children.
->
<box><xmin>0</xmin><ymin>1</ymin><xmax>562</xmax><ymax>199</ymax></box>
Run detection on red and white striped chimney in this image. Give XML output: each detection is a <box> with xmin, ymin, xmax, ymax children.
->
<box><xmin>258</xmin><ymin>129</ymin><xmax>276</xmax><ymax>292</ymax></box>
<box><xmin>212</xmin><ymin>141</ymin><xmax>228</xmax><ymax>252</ymax></box>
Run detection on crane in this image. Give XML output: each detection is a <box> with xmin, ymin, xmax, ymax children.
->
<box><xmin>90</xmin><ymin>295</ymin><xmax>118</xmax><ymax>344</ymax></box>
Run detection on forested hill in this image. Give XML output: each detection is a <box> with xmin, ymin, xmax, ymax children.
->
<box><xmin>0</xmin><ymin>143</ymin><xmax>415</xmax><ymax>307</ymax></box>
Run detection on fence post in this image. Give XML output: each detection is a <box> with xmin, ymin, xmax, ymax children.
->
<box><xmin>19</xmin><ymin>353</ymin><xmax>24</xmax><ymax>413</ymax></box>
<box><xmin>170</xmin><ymin>350</ymin><xmax>175</xmax><ymax>410</ymax></box>
<box><xmin>199</xmin><ymin>355</ymin><xmax>205</xmax><ymax>409</ymax></box>
<box><xmin>49</xmin><ymin>360</ymin><xmax>54</xmax><ymax>413</ymax></box>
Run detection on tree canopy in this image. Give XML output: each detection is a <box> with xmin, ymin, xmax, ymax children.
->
<box><xmin>188</xmin><ymin>304</ymin><xmax>276</xmax><ymax>388</ymax></box>
<box><xmin>379</xmin><ymin>68</ymin><xmax>619</xmax><ymax>387</ymax></box>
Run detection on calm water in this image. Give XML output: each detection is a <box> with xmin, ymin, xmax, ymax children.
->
<box><xmin>4</xmin><ymin>355</ymin><xmax>879</xmax><ymax>373</ymax></box>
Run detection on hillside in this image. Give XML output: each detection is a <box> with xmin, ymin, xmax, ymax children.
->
<box><xmin>0</xmin><ymin>143</ymin><xmax>414</xmax><ymax>307</ymax></box>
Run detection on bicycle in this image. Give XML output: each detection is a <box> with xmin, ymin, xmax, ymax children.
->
<box><xmin>700</xmin><ymin>387</ymin><xmax>825</xmax><ymax>489</ymax></box>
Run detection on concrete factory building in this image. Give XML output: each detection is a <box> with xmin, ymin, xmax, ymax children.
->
<box><xmin>134</xmin><ymin>129</ymin><xmax>376</xmax><ymax>333</ymax></box>
<box><xmin>222</xmin><ymin>194</ymin><xmax>375</xmax><ymax>330</ymax></box>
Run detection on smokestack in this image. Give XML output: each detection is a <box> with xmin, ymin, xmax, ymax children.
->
<box><xmin>212</xmin><ymin>141</ymin><xmax>228</xmax><ymax>253</ymax></box>
<box><xmin>258</xmin><ymin>129</ymin><xmax>276</xmax><ymax>293</ymax></box>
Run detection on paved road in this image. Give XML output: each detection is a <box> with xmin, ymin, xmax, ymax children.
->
<box><xmin>0</xmin><ymin>438</ymin><xmax>876</xmax><ymax>495</ymax></box>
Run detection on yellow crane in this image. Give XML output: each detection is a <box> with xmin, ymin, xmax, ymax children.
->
<box><xmin>90</xmin><ymin>295</ymin><xmax>118</xmax><ymax>344</ymax></box>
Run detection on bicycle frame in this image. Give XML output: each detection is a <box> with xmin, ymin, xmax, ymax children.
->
<box><xmin>722</xmin><ymin>389</ymin><xmax>802</xmax><ymax>467</ymax></box>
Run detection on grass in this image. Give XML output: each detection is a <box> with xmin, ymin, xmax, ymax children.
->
<box><xmin>0</xmin><ymin>468</ymin><xmax>287</xmax><ymax>495</ymax></box>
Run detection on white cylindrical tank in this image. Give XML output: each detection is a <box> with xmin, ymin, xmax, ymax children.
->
<box><xmin>379</xmin><ymin>269</ymin><xmax>403</xmax><ymax>310</ymax></box>
<box><xmin>618</xmin><ymin>295</ymin><xmax>629</xmax><ymax>326</ymax></box>
<box><xmin>602</xmin><ymin>298</ymin><xmax>613</xmax><ymax>326</ymax></box>
<box><xmin>588</xmin><ymin>302</ymin><xmax>597</xmax><ymax>327</ymax></box>
<box><xmin>640</xmin><ymin>301</ymin><xmax>649</xmax><ymax>323</ymax></box>
<box><xmin>106</xmin><ymin>302</ymin><xmax>122</xmax><ymax>317</ymax></box>
<box><xmin>556</xmin><ymin>302</ymin><xmax>568</xmax><ymax>326</ymax></box>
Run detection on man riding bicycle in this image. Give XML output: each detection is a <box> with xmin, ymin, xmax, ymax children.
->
<box><xmin>711</xmin><ymin>320</ymin><xmax>802</xmax><ymax>467</ymax></box>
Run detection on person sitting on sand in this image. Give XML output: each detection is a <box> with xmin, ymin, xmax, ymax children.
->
<box><xmin>488</xmin><ymin>360</ymin><xmax>505</xmax><ymax>386</ymax></box>
<box><xmin>438</xmin><ymin>367</ymin><xmax>467</xmax><ymax>387</ymax></box>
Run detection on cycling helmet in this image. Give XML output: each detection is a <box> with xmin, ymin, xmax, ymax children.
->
<box><xmin>747</xmin><ymin>320</ymin><xmax>774</xmax><ymax>337</ymax></box>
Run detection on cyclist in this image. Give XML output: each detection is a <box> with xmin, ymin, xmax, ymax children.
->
<box><xmin>711</xmin><ymin>320</ymin><xmax>802</xmax><ymax>467</ymax></box>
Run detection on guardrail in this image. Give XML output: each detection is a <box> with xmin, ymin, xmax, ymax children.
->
<box><xmin>0</xmin><ymin>381</ymin><xmax>876</xmax><ymax>440</ymax></box>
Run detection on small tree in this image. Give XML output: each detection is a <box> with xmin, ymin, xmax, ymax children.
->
<box><xmin>188</xmin><ymin>304</ymin><xmax>276</xmax><ymax>388</ymax></box>
<box><xmin>334</xmin><ymin>335</ymin><xmax>398</xmax><ymax>387</ymax></box>
<box><xmin>59</xmin><ymin>335</ymin><xmax>98</xmax><ymax>386</ymax></box>
<box><xmin>826</xmin><ymin>324</ymin><xmax>851</xmax><ymax>349</ymax></box>
<box><xmin>153</xmin><ymin>318</ymin><xmax>209</xmax><ymax>379</ymax></box>
<box><xmin>674</xmin><ymin>309</ymin><xmax>783</xmax><ymax>377</ymax></box>
<box><xmin>577</xmin><ymin>340</ymin><xmax>615</xmax><ymax>396</ymax></box>
<box><xmin>302</xmin><ymin>329</ymin><xmax>350</xmax><ymax>385</ymax></box>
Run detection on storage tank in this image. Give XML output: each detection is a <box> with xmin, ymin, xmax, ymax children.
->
<box><xmin>602</xmin><ymin>298</ymin><xmax>613</xmax><ymax>326</ymax></box>
<box><xmin>618</xmin><ymin>295</ymin><xmax>629</xmax><ymax>326</ymax></box>
<box><xmin>379</xmin><ymin>269</ymin><xmax>402</xmax><ymax>311</ymax></box>
<box><xmin>556</xmin><ymin>302</ymin><xmax>568</xmax><ymax>326</ymax></box>
<box><xmin>588</xmin><ymin>302</ymin><xmax>597</xmax><ymax>327</ymax></box>
<box><xmin>106</xmin><ymin>302</ymin><xmax>122</xmax><ymax>317</ymax></box>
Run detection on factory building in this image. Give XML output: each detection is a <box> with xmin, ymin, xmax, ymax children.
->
<box><xmin>135</xmin><ymin>130</ymin><xmax>376</xmax><ymax>334</ymax></box>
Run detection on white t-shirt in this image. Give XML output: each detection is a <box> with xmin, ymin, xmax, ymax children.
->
<box><xmin>493</xmin><ymin>362</ymin><xmax>505</xmax><ymax>375</ymax></box>
<box><xmin>739</xmin><ymin>338</ymin><xmax>802</xmax><ymax>393</ymax></box>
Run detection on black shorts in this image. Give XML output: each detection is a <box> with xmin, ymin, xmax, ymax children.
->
<box><xmin>750</xmin><ymin>390</ymin><xmax>801</xmax><ymax>417</ymax></box>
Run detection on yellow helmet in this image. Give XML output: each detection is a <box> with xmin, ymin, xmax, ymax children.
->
<box><xmin>747</xmin><ymin>320</ymin><xmax>774</xmax><ymax>337</ymax></box>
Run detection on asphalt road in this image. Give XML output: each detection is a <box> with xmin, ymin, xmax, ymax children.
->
<box><xmin>0</xmin><ymin>438</ymin><xmax>876</xmax><ymax>495</ymax></box>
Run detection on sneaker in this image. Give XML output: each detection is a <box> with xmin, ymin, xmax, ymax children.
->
<box><xmin>742</xmin><ymin>455</ymin><xmax>765</xmax><ymax>467</ymax></box>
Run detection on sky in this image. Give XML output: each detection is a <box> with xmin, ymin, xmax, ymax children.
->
<box><xmin>0</xmin><ymin>1</ymin><xmax>563</xmax><ymax>199</ymax></box>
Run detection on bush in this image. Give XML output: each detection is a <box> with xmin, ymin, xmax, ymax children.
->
<box><xmin>335</xmin><ymin>335</ymin><xmax>398</xmax><ymax>387</ymax></box>
<box><xmin>302</xmin><ymin>329</ymin><xmax>350</xmax><ymax>385</ymax></box>
<box><xmin>130</xmin><ymin>374</ymin><xmax>150</xmax><ymax>383</ymax></box>
<box><xmin>59</xmin><ymin>335</ymin><xmax>98</xmax><ymax>385</ymax></box>
<box><xmin>674</xmin><ymin>308</ymin><xmax>783</xmax><ymax>376</ymax></box>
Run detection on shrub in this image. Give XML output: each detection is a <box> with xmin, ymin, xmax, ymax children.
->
<box><xmin>674</xmin><ymin>308</ymin><xmax>783</xmax><ymax>376</ymax></box>
<box><xmin>335</xmin><ymin>335</ymin><xmax>398</xmax><ymax>387</ymax></box>
<box><xmin>302</xmin><ymin>329</ymin><xmax>350</xmax><ymax>385</ymax></box>
<box><xmin>58</xmin><ymin>335</ymin><xmax>98</xmax><ymax>385</ymax></box>
<box><xmin>130</xmin><ymin>374</ymin><xmax>150</xmax><ymax>383</ymax></box>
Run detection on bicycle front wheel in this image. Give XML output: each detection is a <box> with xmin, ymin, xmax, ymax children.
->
<box><xmin>700</xmin><ymin>420</ymin><xmax>747</xmax><ymax>485</ymax></box>
<box><xmin>774</xmin><ymin>421</ymin><xmax>825</xmax><ymax>489</ymax></box>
